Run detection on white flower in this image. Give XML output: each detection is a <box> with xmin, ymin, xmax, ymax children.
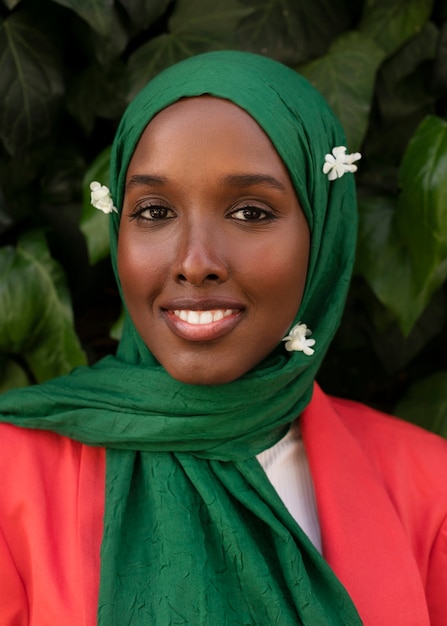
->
<box><xmin>282</xmin><ymin>322</ymin><xmax>316</xmax><ymax>356</ymax></box>
<box><xmin>90</xmin><ymin>181</ymin><xmax>118</xmax><ymax>214</ymax></box>
<box><xmin>322</xmin><ymin>146</ymin><xmax>362</xmax><ymax>181</ymax></box>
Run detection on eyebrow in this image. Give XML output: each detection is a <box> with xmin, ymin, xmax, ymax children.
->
<box><xmin>221</xmin><ymin>174</ymin><xmax>286</xmax><ymax>191</ymax></box>
<box><xmin>126</xmin><ymin>174</ymin><xmax>168</xmax><ymax>190</ymax></box>
<box><xmin>126</xmin><ymin>173</ymin><xmax>286</xmax><ymax>192</ymax></box>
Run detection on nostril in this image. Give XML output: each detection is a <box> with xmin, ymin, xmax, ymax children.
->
<box><xmin>177</xmin><ymin>272</ymin><xmax>220</xmax><ymax>283</ymax></box>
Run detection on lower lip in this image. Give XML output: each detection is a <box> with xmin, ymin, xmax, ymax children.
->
<box><xmin>164</xmin><ymin>310</ymin><xmax>243</xmax><ymax>341</ymax></box>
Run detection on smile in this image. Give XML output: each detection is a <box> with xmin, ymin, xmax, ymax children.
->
<box><xmin>173</xmin><ymin>309</ymin><xmax>236</xmax><ymax>325</ymax></box>
<box><xmin>164</xmin><ymin>305</ymin><xmax>244</xmax><ymax>342</ymax></box>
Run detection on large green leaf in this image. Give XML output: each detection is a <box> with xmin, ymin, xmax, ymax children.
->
<box><xmin>0</xmin><ymin>231</ymin><xmax>86</xmax><ymax>383</ymax></box>
<box><xmin>396</xmin><ymin>115</ymin><xmax>447</xmax><ymax>290</ymax></box>
<box><xmin>80</xmin><ymin>147</ymin><xmax>112</xmax><ymax>264</ymax></box>
<box><xmin>299</xmin><ymin>31</ymin><xmax>385</xmax><ymax>150</ymax></box>
<box><xmin>359</xmin><ymin>0</ymin><xmax>434</xmax><ymax>55</ymax></box>
<box><xmin>51</xmin><ymin>0</ymin><xmax>114</xmax><ymax>36</ymax></box>
<box><xmin>394</xmin><ymin>371</ymin><xmax>447</xmax><ymax>437</ymax></box>
<box><xmin>0</xmin><ymin>13</ymin><xmax>64</xmax><ymax>155</ymax></box>
<box><xmin>356</xmin><ymin>116</ymin><xmax>447</xmax><ymax>334</ymax></box>
<box><xmin>237</xmin><ymin>0</ymin><xmax>355</xmax><ymax>65</ymax></box>
<box><xmin>127</xmin><ymin>0</ymin><xmax>252</xmax><ymax>99</ymax></box>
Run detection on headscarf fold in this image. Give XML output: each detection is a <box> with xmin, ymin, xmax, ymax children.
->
<box><xmin>0</xmin><ymin>51</ymin><xmax>361</xmax><ymax>624</ymax></box>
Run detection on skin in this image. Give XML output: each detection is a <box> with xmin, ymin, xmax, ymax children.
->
<box><xmin>118</xmin><ymin>96</ymin><xmax>310</xmax><ymax>385</ymax></box>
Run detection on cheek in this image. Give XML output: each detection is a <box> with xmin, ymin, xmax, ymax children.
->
<box><xmin>117</xmin><ymin>230</ymin><xmax>166</xmax><ymax>304</ymax></box>
<box><xmin>246</xmin><ymin>236</ymin><xmax>308</xmax><ymax>301</ymax></box>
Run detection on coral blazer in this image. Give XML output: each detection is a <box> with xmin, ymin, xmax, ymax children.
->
<box><xmin>1</xmin><ymin>383</ymin><xmax>447</xmax><ymax>625</ymax></box>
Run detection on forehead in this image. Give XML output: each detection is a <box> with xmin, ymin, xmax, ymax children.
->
<box><xmin>127</xmin><ymin>96</ymin><xmax>293</xmax><ymax>184</ymax></box>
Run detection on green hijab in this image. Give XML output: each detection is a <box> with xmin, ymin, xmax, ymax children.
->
<box><xmin>0</xmin><ymin>51</ymin><xmax>362</xmax><ymax>624</ymax></box>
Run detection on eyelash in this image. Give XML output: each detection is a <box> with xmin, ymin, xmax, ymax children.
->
<box><xmin>129</xmin><ymin>204</ymin><xmax>175</xmax><ymax>221</ymax></box>
<box><xmin>129</xmin><ymin>203</ymin><xmax>278</xmax><ymax>223</ymax></box>
<box><xmin>228</xmin><ymin>205</ymin><xmax>277</xmax><ymax>222</ymax></box>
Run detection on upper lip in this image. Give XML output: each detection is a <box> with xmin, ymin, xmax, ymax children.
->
<box><xmin>160</xmin><ymin>297</ymin><xmax>246</xmax><ymax>312</ymax></box>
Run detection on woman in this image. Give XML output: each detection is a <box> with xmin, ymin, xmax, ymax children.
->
<box><xmin>1</xmin><ymin>51</ymin><xmax>447</xmax><ymax>625</ymax></box>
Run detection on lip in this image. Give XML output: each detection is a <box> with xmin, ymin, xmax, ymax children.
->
<box><xmin>161</xmin><ymin>297</ymin><xmax>245</xmax><ymax>342</ymax></box>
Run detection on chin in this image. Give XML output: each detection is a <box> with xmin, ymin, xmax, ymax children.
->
<box><xmin>168</xmin><ymin>368</ymin><xmax>240</xmax><ymax>387</ymax></box>
<box><xmin>164</xmin><ymin>357</ymin><xmax>247</xmax><ymax>386</ymax></box>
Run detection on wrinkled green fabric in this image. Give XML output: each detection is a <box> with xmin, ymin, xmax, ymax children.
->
<box><xmin>0</xmin><ymin>51</ymin><xmax>362</xmax><ymax>624</ymax></box>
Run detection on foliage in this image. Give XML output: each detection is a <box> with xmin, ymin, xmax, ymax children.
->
<box><xmin>0</xmin><ymin>0</ymin><xmax>446</xmax><ymax>434</ymax></box>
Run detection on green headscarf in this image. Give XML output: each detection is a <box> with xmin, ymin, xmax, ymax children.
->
<box><xmin>0</xmin><ymin>51</ymin><xmax>362</xmax><ymax>624</ymax></box>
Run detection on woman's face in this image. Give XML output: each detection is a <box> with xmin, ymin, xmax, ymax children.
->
<box><xmin>118</xmin><ymin>97</ymin><xmax>310</xmax><ymax>385</ymax></box>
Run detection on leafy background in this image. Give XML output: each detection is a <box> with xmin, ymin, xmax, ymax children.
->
<box><xmin>0</xmin><ymin>0</ymin><xmax>446</xmax><ymax>434</ymax></box>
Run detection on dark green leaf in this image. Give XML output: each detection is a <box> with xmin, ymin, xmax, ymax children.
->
<box><xmin>118</xmin><ymin>0</ymin><xmax>172</xmax><ymax>31</ymax></box>
<box><xmin>299</xmin><ymin>32</ymin><xmax>385</xmax><ymax>150</ymax></box>
<box><xmin>169</xmin><ymin>0</ymin><xmax>251</xmax><ymax>35</ymax></box>
<box><xmin>375</xmin><ymin>22</ymin><xmax>438</xmax><ymax>121</ymax></box>
<box><xmin>0</xmin><ymin>13</ymin><xmax>64</xmax><ymax>155</ymax></box>
<box><xmin>2</xmin><ymin>0</ymin><xmax>22</xmax><ymax>8</ymax></box>
<box><xmin>394</xmin><ymin>371</ymin><xmax>447</xmax><ymax>437</ymax></box>
<box><xmin>0</xmin><ymin>231</ymin><xmax>86</xmax><ymax>382</ymax></box>
<box><xmin>0</xmin><ymin>356</ymin><xmax>29</xmax><ymax>392</ymax></box>
<box><xmin>432</xmin><ymin>20</ymin><xmax>447</xmax><ymax>93</ymax></box>
<box><xmin>127</xmin><ymin>34</ymin><xmax>187</xmax><ymax>99</ymax></box>
<box><xmin>356</xmin><ymin>116</ymin><xmax>447</xmax><ymax>336</ymax></box>
<box><xmin>67</xmin><ymin>62</ymin><xmax>128</xmax><ymax>133</ymax></box>
<box><xmin>359</xmin><ymin>0</ymin><xmax>434</xmax><ymax>55</ymax></box>
<box><xmin>127</xmin><ymin>0</ymin><xmax>252</xmax><ymax>98</ymax></box>
<box><xmin>237</xmin><ymin>0</ymin><xmax>355</xmax><ymax>65</ymax></box>
<box><xmin>356</xmin><ymin>195</ymin><xmax>424</xmax><ymax>333</ymax></box>
<box><xmin>51</xmin><ymin>0</ymin><xmax>114</xmax><ymax>36</ymax></box>
<box><xmin>110</xmin><ymin>308</ymin><xmax>124</xmax><ymax>341</ymax></box>
<box><xmin>397</xmin><ymin>116</ymin><xmax>447</xmax><ymax>290</ymax></box>
<box><xmin>80</xmin><ymin>148</ymin><xmax>112</xmax><ymax>264</ymax></box>
<box><xmin>362</xmin><ymin>287</ymin><xmax>447</xmax><ymax>374</ymax></box>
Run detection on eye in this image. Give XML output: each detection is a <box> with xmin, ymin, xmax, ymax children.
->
<box><xmin>229</xmin><ymin>205</ymin><xmax>276</xmax><ymax>221</ymax></box>
<box><xmin>130</xmin><ymin>204</ymin><xmax>175</xmax><ymax>221</ymax></box>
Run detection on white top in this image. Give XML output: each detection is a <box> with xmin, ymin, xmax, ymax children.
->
<box><xmin>256</xmin><ymin>421</ymin><xmax>322</xmax><ymax>552</ymax></box>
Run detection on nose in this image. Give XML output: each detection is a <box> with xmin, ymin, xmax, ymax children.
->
<box><xmin>172</xmin><ymin>222</ymin><xmax>229</xmax><ymax>286</ymax></box>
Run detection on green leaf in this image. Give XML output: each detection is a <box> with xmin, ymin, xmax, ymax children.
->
<box><xmin>0</xmin><ymin>356</ymin><xmax>30</xmax><ymax>392</ymax></box>
<box><xmin>51</xmin><ymin>0</ymin><xmax>114</xmax><ymax>36</ymax></box>
<box><xmin>67</xmin><ymin>62</ymin><xmax>128</xmax><ymax>133</ymax></box>
<box><xmin>361</xmin><ymin>287</ymin><xmax>447</xmax><ymax>374</ymax></box>
<box><xmin>376</xmin><ymin>22</ymin><xmax>438</xmax><ymax>121</ymax></box>
<box><xmin>80</xmin><ymin>147</ymin><xmax>112</xmax><ymax>264</ymax></box>
<box><xmin>237</xmin><ymin>0</ymin><xmax>355</xmax><ymax>65</ymax></box>
<box><xmin>397</xmin><ymin>116</ymin><xmax>447</xmax><ymax>289</ymax></box>
<box><xmin>356</xmin><ymin>118</ymin><xmax>447</xmax><ymax>335</ymax></box>
<box><xmin>127</xmin><ymin>34</ymin><xmax>187</xmax><ymax>99</ymax></box>
<box><xmin>299</xmin><ymin>31</ymin><xmax>386</xmax><ymax>150</ymax></box>
<box><xmin>356</xmin><ymin>195</ymin><xmax>422</xmax><ymax>333</ymax></box>
<box><xmin>118</xmin><ymin>0</ymin><xmax>172</xmax><ymax>31</ymax></box>
<box><xmin>432</xmin><ymin>20</ymin><xmax>447</xmax><ymax>93</ymax></box>
<box><xmin>394</xmin><ymin>371</ymin><xmax>447</xmax><ymax>437</ymax></box>
<box><xmin>0</xmin><ymin>231</ymin><xmax>86</xmax><ymax>382</ymax></box>
<box><xmin>127</xmin><ymin>0</ymin><xmax>252</xmax><ymax>98</ymax></box>
<box><xmin>169</xmin><ymin>0</ymin><xmax>252</xmax><ymax>35</ymax></box>
<box><xmin>359</xmin><ymin>0</ymin><xmax>434</xmax><ymax>56</ymax></box>
<box><xmin>110</xmin><ymin>308</ymin><xmax>124</xmax><ymax>341</ymax></box>
<box><xmin>0</xmin><ymin>12</ymin><xmax>64</xmax><ymax>155</ymax></box>
<box><xmin>2</xmin><ymin>0</ymin><xmax>22</xmax><ymax>8</ymax></box>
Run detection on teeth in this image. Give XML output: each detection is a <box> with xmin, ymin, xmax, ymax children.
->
<box><xmin>173</xmin><ymin>309</ymin><xmax>234</xmax><ymax>325</ymax></box>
